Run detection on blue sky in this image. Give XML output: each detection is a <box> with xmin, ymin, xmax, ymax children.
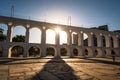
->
<box><xmin>0</xmin><ymin>0</ymin><xmax>120</xmax><ymax>31</ymax></box>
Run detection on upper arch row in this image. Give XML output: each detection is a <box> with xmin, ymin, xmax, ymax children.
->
<box><xmin>0</xmin><ymin>22</ymin><xmax>120</xmax><ymax>38</ymax></box>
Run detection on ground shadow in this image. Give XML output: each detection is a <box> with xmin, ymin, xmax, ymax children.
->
<box><xmin>31</xmin><ymin>58</ymin><xmax>79</xmax><ymax>80</ymax></box>
<box><xmin>85</xmin><ymin>58</ymin><xmax>120</xmax><ymax>66</ymax></box>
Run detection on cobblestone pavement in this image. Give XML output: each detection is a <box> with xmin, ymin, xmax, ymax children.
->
<box><xmin>0</xmin><ymin>57</ymin><xmax>120</xmax><ymax>80</ymax></box>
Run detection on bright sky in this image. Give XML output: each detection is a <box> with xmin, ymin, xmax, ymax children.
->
<box><xmin>0</xmin><ymin>0</ymin><xmax>120</xmax><ymax>44</ymax></box>
<box><xmin>0</xmin><ymin>0</ymin><xmax>120</xmax><ymax>31</ymax></box>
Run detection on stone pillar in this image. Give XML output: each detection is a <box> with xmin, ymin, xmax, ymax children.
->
<box><xmin>88</xmin><ymin>33</ymin><xmax>95</xmax><ymax>57</ymax></box>
<box><xmin>67</xmin><ymin>30</ymin><xmax>72</xmax><ymax>45</ymax></box>
<box><xmin>78</xmin><ymin>32</ymin><xmax>84</xmax><ymax>56</ymax></box>
<box><xmin>55</xmin><ymin>30</ymin><xmax>60</xmax><ymax>58</ymax></box>
<box><xmin>113</xmin><ymin>35</ymin><xmax>119</xmax><ymax>48</ymax></box>
<box><xmin>23</xmin><ymin>45</ymin><xmax>29</xmax><ymax>57</ymax></box>
<box><xmin>78</xmin><ymin>32</ymin><xmax>83</xmax><ymax>46</ymax></box>
<box><xmin>6</xmin><ymin>25</ymin><xmax>13</xmax><ymax>43</ymax></box>
<box><xmin>3</xmin><ymin>45</ymin><xmax>9</xmax><ymax>57</ymax></box>
<box><xmin>88</xmin><ymin>33</ymin><xmax>94</xmax><ymax>47</ymax></box>
<box><xmin>3</xmin><ymin>24</ymin><xmax>14</xmax><ymax>57</ymax></box>
<box><xmin>79</xmin><ymin>47</ymin><xmax>84</xmax><ymax>56</ymax></box>
<box><xmin>41</xmin><ymin>27</ymin><xmax>46</xmax><ymax>57</ymax></box>
<box><xmin>97</xmin><ymin>34</ymin><xmax>103</xmax><ymax>47</ymax></box>
<box><xmin>105</xmin><ymin>35</ymin><xmax>111</xmax><ymax>48</ymax></box>
<box><xmin>25</xmin><ymin>28</ymin><xmax>29</xmax><ymax>43</ymax></box>
<box><xmin>67</xmin><ymin>30</ymin><xmax>73</xmax><ymax>57</ymax></box>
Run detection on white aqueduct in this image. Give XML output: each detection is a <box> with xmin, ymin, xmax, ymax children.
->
<box><xmin>0</xmin><ymin>16</ymin><xmax>120</xmax><ymax>58</ymax></box>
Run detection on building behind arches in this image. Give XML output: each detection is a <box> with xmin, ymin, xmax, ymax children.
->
<box><xmin>0</xmin><ymin>16</ymin><xmax>120</xmax><ymax>58</ymax></box>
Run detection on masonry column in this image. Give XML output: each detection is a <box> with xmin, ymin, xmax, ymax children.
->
<box><xmin>6</xmin><ymin>23</ymin><xmax>13</xmax><ymax>43</ymax></box>
<box><xmin>78</xmin><ymin>31</ymin><xmax>84</xmax><ymax>56</ymax></box>
<box><xmin>23</xmin><ymin>26</ymin><xmax>30</xmax><ymax>57</ymax></box>
<box><xmin>67</xmin><ymin>30</ymin><xmax>73</xmax><ymax>57</ymax></box>
<box><xmin>88</xmin><ymin>33</ymin><xmax>94</xmax><ymax>47</ymax></box>
<box><xmin>55</xmin><ymin>28</ymin><xmax>60</xmax><ymax>58</ymax></box>
<box><xmin>97</xmin><ymin>34</ymin><xmax>105</xmax><ymax>57</ymax></box>
<box><xmin>105</xmin><ymin>35</ymin><xmax>112</xmax><ymax>56</ymax></box>
<box><xmin>105</xmin><ymin>35</ymin><xmax>111</xmax><ymax>48</ymax></box>
<box><xmin>3</xmin><ymin>23</ymin><xmax>14</xmax><ymax>57</ymax></box>
<box><xmin>25</xmin><ymin>25</ymin><xmax>30</xmax><ymax>43</ymax></box>
<box><xmin>97</xmin><ymin>34</ymin><xmax>103</xmax><ymax>47</ymax></box>
<box><xmin>113</xmin><ymin>35</ymin><xmax>119</xmax><ymax>48</ymax></box>
<box><xmin>78</xmin><ymin>31</ymin><xmax>83</xmax><ymax>46</ymax></box>
<box><xmin>41</xmin><ymin>27</ymin><xmax>46</xmax><ymax>57</ymax></box>
<box><xmin>88</xmin><ymin>32</ymin><xmax>94</xmax><ymax>57</ymax></box>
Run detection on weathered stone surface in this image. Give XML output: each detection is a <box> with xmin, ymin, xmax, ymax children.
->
<box><xmin>0</xmin><ymin>58</ymin><xmax>120</xmax><ymax>80</ymax></box>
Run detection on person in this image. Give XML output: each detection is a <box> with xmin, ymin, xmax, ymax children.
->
<box><xmin>111</xmin><ymin>50</ymin><xmax>115</xmax><ymax>62</ymax></box>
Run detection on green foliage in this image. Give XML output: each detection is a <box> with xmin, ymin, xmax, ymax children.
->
<box><xmin>12</xmin><ymin>35</ymin><xmax>25</xmax><ymax>42</ymax></box>
<box><xmin>0</xmin><ymin>28</ymin><xmax>6</xmax><ymax>42</ymax></box>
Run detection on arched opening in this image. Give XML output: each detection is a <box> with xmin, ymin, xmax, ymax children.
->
<box><xmin>118</xmin><ymin>38</ymin><xmax>120</xmax><ymax>48</ymax></box>
<box><xmin>72</xmin><ymin>32</ymin><xmax>78</xmax><ymax>45</ymax></box>
<box><xmin>85</xmin><ymin>49</ymin><xmax>88</xmax><ymax>56</ymax></box>
<box><xmin>0</xmin><ymin>47</ymin><xmax>3</xmax><ymax>57</ymax></box>
<box><xmin>110</xmin><ymin>37</ymin><xmax>114</xmax><ymax>48</ymax></box>
<box><xmin>111</xmin><ymin>50</ymin><xmax>115</xmax><ymax>56</ymax></box>
<box><xmin>11</xmin><ymin>45</ymin><xmax>24</xmax><ymax>57</ymax></box>
<box><xmin>104</xmin><ymin>50</ymin><xmax>106</xmax><ymax>55</ymax></box>
<box><xmin>60</xmin><ymin>48</ymin><xmax>67</xmax><ymax>56</ymax></box>
<box><xmin>60</xmin><ymin>31</ymin><xmax>67</xmax><ymax>45</ymax></box>
<box><xmin>93</xmin><ymin>34</ymin><xmax>97</xmax><ymax>47</ymax></box>
<box><xmin>0</xmin><ymin>24</ymin><xmax>8</xmax><ymax>42</ymax></box>
<box><xmin>73</xmin><ymin>48</ymin><xmax>78</xmax><ymax>56</ymax></box>
<box><xmin>46</xmin><ymin>29</ymin><xmax>56</xmax><ymax>44</ymax></box>
<box><xmin>46</xmin><ymin>47</ymin><xmax>55</xmax><ymax>56</ymax></box>
<box><xmin>94</xmin><ymin>50</ymin><xmax>98</xmax><ymax>57</ymax></box>
<box><xmin>83</xmin><ymin>33</ymin><xmax>88</xmax><ymax>46</ymax></box>
<box><xmin>29</xmin><ymin>28</ymin><xmax>41</xmax><ymax>43</ymax></box>
<box><xmin>102</xmin><ymin>36</ymin><xmax>106</xmax><ymax>47</ymax></box>
<box><xmin>12</xmin><ymin>26</ymin><xmax>26</xmax><ymax>42</ymax></box>
<box><xmin>29</xmin><ymin>46</ymin><xmax>40</xmax><ymax>57</ymax></box>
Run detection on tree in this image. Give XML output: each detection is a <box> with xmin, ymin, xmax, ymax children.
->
<box><xmin>0</xmin><ymin>28</ymin><xmax>6</xmax><ymax>42</ymax></box>
<box><xmin>12</xmin><ymin>35</ymin><xmax>25</xmax><ymax>42</ymax></box>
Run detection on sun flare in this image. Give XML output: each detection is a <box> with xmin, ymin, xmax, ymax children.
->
<box><xmin>55</xmin><ymin>28</ymin><xmax>61</xmax><ymax>33</ymax></box>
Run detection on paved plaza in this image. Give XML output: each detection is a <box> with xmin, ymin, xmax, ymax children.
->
<box><xmin>0</xmin><ymin>57</ymin><xmax>120</xmax><ymax>80</ymax></box>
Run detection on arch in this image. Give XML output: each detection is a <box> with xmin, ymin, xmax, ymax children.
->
<box><xmin>12</xmin><ymin>26</ymin><xmax>26</xmax><ymax>42</ymax></box>
<box><xmin>46</xmin><ymin>29</ymin><xmax>56</xmax><ymax>44</ymax></box>
<box><xmin>111</xmin><ymin>50</ymin><xmax>115</xmax><ymax>56</ymax></box>
<box><xmin>28</xmin><ymin>46</ymin><xmax>40</xmax><ymax>57</ymax></box>
<box><xmin>46</xmin><ymin>47</ymin><xmax>56</xmax><ymax>56</ymax></box>
<box><xmin>110</xmin><ymin>37</ymin><xmax>114</xmax><ymax>48</ymax></box>
<box><xmin>11</xmin><ymin>45</ymin><xmax>24</xmax><ymax>57</ymax></box>
<box><xmin>93</xmin><ymin>34</ymin><xmax>97</xmax><ymax>47</ymax></box>
<box><xmin>29</xmin><ymin>27</ymin><xmax>41</xmax><ymax>43</ymax></box>
<box><xmin>102</xmin><ymin>36</ymin><xmax>106</xmax><ymax>47</ymax></box>
<box><xmin>72</xmin><ymin>32</ymin><xmax>78</xmax><ymax>44</ymax></box>
<box><xmin>85</xmin><ymin>49</ymin><xmax>88</xmax><ymax>56</ymax></box>
<box><xmin>73</xmin><ymin>48</ymin><xmax>78</xmax><ymax>56</ymax></box>
<box><xmin>0</xmin><ymin>24</ymin><xmax>8</xmax><ymax>42</ymax></box>
<box><xmin>104</xmin><ymin>50</ymin><xmax>106</xmax><ymax>56</ymax></box>
<box><xmin>0</xmin><ymin>46</ymin><xmax>3</xmax><ymax>57</ymax></box>
<box><xmin>83</xmin><ymin>33</ymin><xmax>88</xmax><ymax>46</ymax></box>
<box><xmin>94</xmin><ymin>49</ymin><xmax>98</xmax><ymax>57</ymax></box>
<box><xmin>60</xmin><ymin>47</ymin><xmax>67</xmax><ymax>56</ymax></box>
<box><xmin>60</xmin><ymin>31</ymin><xmax>67</xmax><ymax>45</ymax></box>
<box><xmin>118</xmin><ymin>38</ymin><xmax>120</xmax><ymax>48</ymax></box>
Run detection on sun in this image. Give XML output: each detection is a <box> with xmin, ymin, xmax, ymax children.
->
<box><xmin>55</xmin><ymin>28</ymin><xmax>61</xmax><ymax>33</ymax></box>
